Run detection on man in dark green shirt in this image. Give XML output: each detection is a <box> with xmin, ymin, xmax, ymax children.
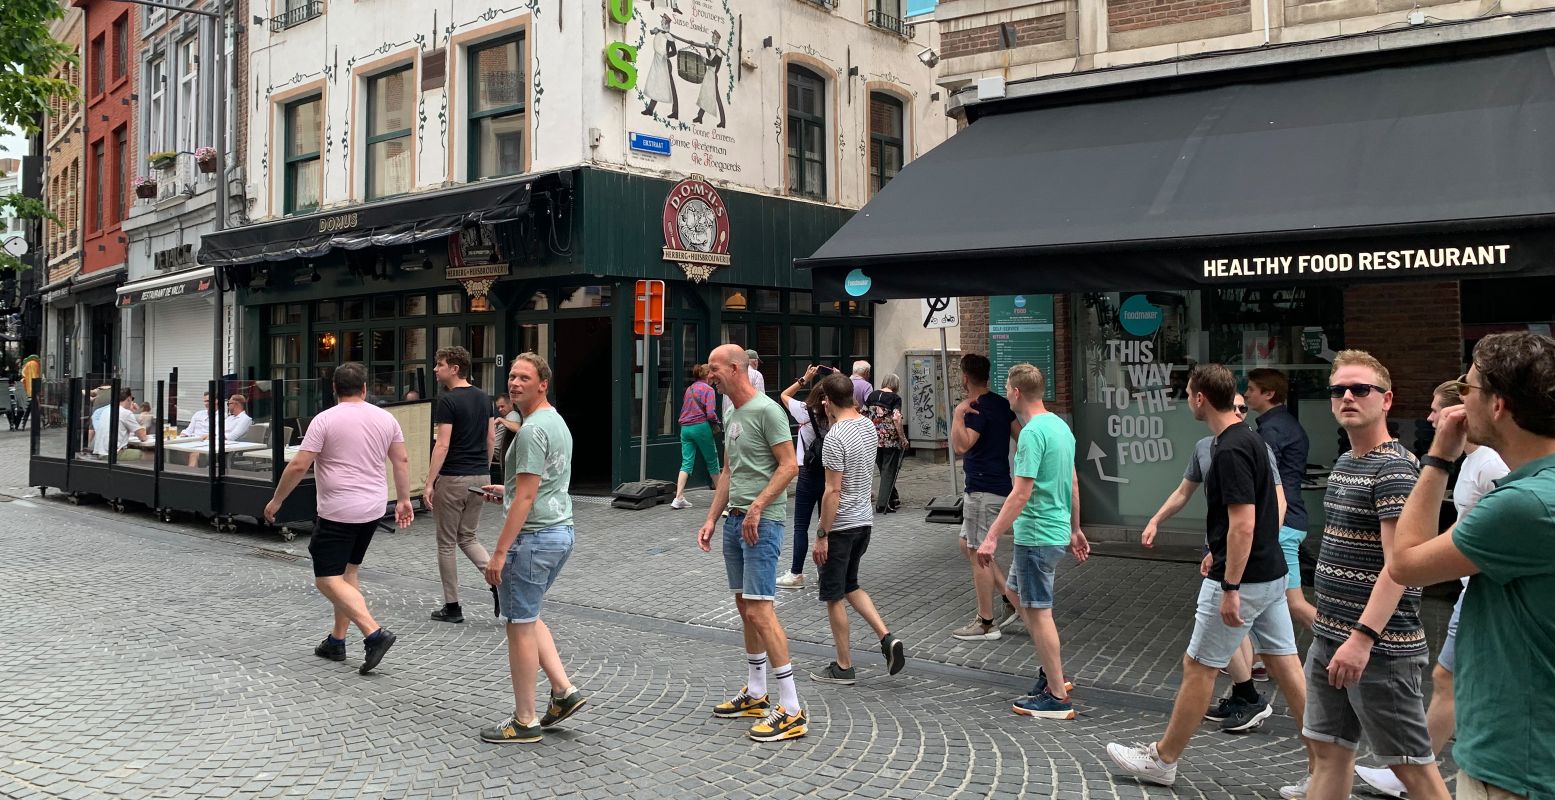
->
<box><xmin>1389</xmin><ymin>332</ymin><xmax>1555</xmax><ymax>800</ymax></box>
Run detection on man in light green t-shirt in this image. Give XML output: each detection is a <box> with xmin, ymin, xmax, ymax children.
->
<box><xmin>977</xmin><ymin>363</ymin><xmax>1088</xmax><ymax>721</ymax></box>
<box><xmin>479</xmin><ymin>353</ymin><xmax>586</xmax><ymax>745</ymax></box>
<box><xmin>1388</xmin><ymin>332</ymin><xmax>1555</xmax><ymax>800</ymax></box>
<box><xmin>696</xmin><ymin>344</ymin><xmax>806</xmax><ymax>743</ymax></box>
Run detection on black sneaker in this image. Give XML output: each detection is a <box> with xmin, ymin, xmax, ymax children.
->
<box><xmin>1205</xmin><ymin>694</ymin><xmax>1240</xmax><ymax>722</ymax></box>
<box><xmin>809</xmin><ymin>662</ymin><xmax>857</xmax><ymax>685</ymax></box>
<box><xmin>480</xmin><ymin>715</ymin><xmax>542</xmax><ymax>743</ymax></box>
<box><xmin>1220</xmin><ymin>696</ymin><xmax>1272</xmax><ymax>733</ymax></box>
<box><xmin>881</xmin><ymin>634</ymin><xmax>906</xmax><ymax>676</ymax></box>
<box><xmin>314</xmin><ymin>637</ymin><xmax>345</xmax><ymax>662</ymax></box>
<box><xmin>1027</xmin><ymin>667</ymin><xmax>1076</xmax><ymax>699</ymax></box>
<box><xmin>359</xmin><ymin>628</ymin><xmax>397</xmax><ymax>675</ymax></box>
<box><xmin>540</xmin><ymin>687</ymin><xmax>587</xmax><ymax>728</ymax></box>
<box><xmin>430</xmin><ymin>604</ymin><xmax>465</xmax><ymax>624</ymax></box>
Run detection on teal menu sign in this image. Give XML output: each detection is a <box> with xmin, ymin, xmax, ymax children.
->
<box><xmin>989</xmin><ymin>295</ymin><xmax>1056</xmax><ymax>401</ymax></box>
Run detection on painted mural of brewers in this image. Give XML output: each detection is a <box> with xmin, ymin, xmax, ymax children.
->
<box><xmin>640</xmin><ymin>9</ymin><xmax>731</xmax><ymax>128</ymax></box>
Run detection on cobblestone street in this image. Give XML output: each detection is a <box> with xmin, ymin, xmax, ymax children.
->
<box><xmin>0</xmin><ymin>430</ymin><xmax>1454</xmax><ymax>798</ymax></box>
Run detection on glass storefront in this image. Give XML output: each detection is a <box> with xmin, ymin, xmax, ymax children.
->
<box><xmin>1073</xmin><ymin>288</ymin><xmax>1344</xmax><ymax>535</ymax></box>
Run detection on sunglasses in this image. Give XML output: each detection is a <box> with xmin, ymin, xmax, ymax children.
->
<box><xmin>1327</xmin><ymin>383</ymin><xmax>1387</xmax><ymax>399</ymax></box>
<box><xmin>1234</xmin><ymin>404</ymin><xmax>1248</xmax><ymax>414</ymax></box>
<box><xmin>1450</xmin><ymin>373</ymin><xmax>1489</xmax><ymax>395</ymax></box>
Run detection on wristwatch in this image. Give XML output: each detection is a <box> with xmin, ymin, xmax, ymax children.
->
<box><xmin>1420</xmin><ymin>454</ymin><xmax>1454</xmax><ymax>473</ymax></box>
<box><xmin>816</xmin><ymin>529</ymin><xmax>828</xmax><ymax>540</ymax></box>
<box><xmin>1220</xmin><ymin>580</ymin><xmax>1241</xmax><ymax>592</ymax></box>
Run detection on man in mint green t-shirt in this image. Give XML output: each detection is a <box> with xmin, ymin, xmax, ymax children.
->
<box><xmin>1388</xmin><ymin>332</ymin><xmax>1555</xmax><ymax>800</ymax></box>
<box><xmin>977</xmin><ymin>363</ymin><xmax>1089</xmax><ymax>721</ymax></box>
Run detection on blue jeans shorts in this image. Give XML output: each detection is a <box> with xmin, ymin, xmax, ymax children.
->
<box><xmin>1006</xmin><ymin>544</ymin><xmax>1066</xmax><ymax>609</ymax></box>
<box><xmin>723</xmin><ymin>513</ymin><xmax>783</xmax><ymax>601</ymax></box>
<box><xmin>1278</xmin><ymin>526</ymin><xmax>1307</xmax><ymax>590</ymax></box>
<box><xmin>498</xmin><ymin>526</ymin><xmax>574</xmax><ymax>624</ymax></box>
<box><xmin>1185</xmin><ymin>577</ymin><xmax>1299</xmax><ymax>668</ymax></box>
<box><xmin>1439</xmin><ymin>586</ymin><xmax>1465</xmax><ymax>673</ymax></box>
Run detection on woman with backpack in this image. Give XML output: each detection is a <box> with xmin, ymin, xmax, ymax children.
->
<box><xmin>776</xmin><ymin>365</ymin><xmax>831</xmax><ymax>589</ymax></box>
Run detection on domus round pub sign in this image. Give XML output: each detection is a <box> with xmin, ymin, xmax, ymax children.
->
<box><xmin>662</xmin><ymin>174</ymin><xmax>732</xmax><ymax>283</ymax></box>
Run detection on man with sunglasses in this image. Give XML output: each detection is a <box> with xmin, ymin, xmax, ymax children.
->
<box><xmin>1142</xmin><ymin>392</ymin><xmax>1286</xmax><ymax>733</ymax></box>
<box><xmin>1387</xmin><ymin>332</ymin><xmax>1555</xmax><ymax>800</ymax></box>
<box><xmin>1247</xmin><ymin>368</ymin><xmax>1318</xmax><ymax>632</ymax></box>
<box><xmin>1290</xmin><ymin>351</ymin><xmax>1450</xmax><ymax>800</ymax></box>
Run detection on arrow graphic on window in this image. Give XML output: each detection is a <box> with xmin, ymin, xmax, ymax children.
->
<box><xmin>1086</xmin><ymin>442</ymin><xmax>1129</xmax><ymax>484</ymax></box>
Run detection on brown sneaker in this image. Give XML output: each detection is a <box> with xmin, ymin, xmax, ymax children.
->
<box><xmin>951</xmin><ymin>618</ymin><xmax>1002</xmax><ymax>641</ymax></box>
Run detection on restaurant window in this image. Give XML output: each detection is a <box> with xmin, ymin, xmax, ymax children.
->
<box><xmin>365</xmin><ymin>66</ymin><xmax>414</xmax><ymax>200</ymax></box>
<box><xmin>869</xmin><ymin>93</ymin><xmax>904</xmax><ymax>194</ymax></box>
<box><xmin>89</xmin><ymin>141</ymin><xmax>104</xmax><ymax>233</ymax></box>
<box><xmin>283</xmin><ymin>95</ymin><xmax>322</xmax><ymax>214</ymax></box>
<box><xmin>90</xmin><ymin>35</ymin><xmax>105</xmax><ymax>97</ymax></box>
<box><xmin>112</xmin><ymin>15</ymin><xmax>129</xmax><ymax>80</ymax></box>
<box><xmin>468</xmin><ymin>33</ymin><xmax>525</xmax><ymax>180</ymax></box>
<box><xmin>786</xmin><ymin>66</ymin><xmax>827</xmax><ymax>200</ymax></box>
<box><xmin>1072</xmin><ymin>288</ymin><xmax>1344</xmax><ymax>534</ymax></box>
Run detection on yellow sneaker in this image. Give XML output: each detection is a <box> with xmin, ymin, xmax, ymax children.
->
<box><xmin>712</xmin><ymin>687</ymin><xmax>770</xmax><ymax>718</ymax></box>
<box><xmin>747</xmin><ymin>705</ymin><xmax>808</xmax><ymax>742</ymax></box>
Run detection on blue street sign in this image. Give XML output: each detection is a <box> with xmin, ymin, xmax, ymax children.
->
<box><xmin>629</xmin><ymin>132</ymin><xmax>672</xmax><ymax>156</ymax></box>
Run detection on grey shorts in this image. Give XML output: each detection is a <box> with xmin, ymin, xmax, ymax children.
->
<box><xmin>959</xmin><ymin>492</ymin><xmax>1007</xmax><ymax>548</ymax></box>
<box><xmin>1439</xmin><ymin>589</ymin><xmax>1464</xmax><ymax>673</ymax></box>
<box><xmin>1185</xmin><ymin>577</ymin><xmax>1299</xmax><ymax>668</ymax></box>
<box><xmin>1302</xmin><ymin>636</ymin><xmax>1434</xmax><ymax>764</ymax></box>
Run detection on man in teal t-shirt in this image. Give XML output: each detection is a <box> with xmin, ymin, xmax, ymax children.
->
<box><xmin>1387</xmin><ymin>332</ymin><xmax>1555</xmax><ymax>800</ymax></box>
<box><xmin>977</xmin><ymin>363</ymin><xmax>1088</xmax><ymax>720</ymax></box>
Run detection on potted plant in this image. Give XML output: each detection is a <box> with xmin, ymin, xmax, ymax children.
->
<box><xmin>147</xmin><ymin>151</ymin><xmax>178</xmax><ymax>171</ymax></box>
<box><xmin>133</xmin><ymin>175</ymin><xmax>158</xmax><ymax>199</ymax></box>
<box><xmin>194</xmin><ymin>147</ymin><xmax>218</xmax><ymax>174</ymax></box>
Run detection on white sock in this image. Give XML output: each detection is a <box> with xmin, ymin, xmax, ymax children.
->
<box><xmin>772</xmin><ymin>662</ymin><xmax>800</xmax><ymax>714</ymax></box>
<box><xmin>746</xmin><ymin>652</ymin><xmax>768</xmax><ymax>697</ymax></box>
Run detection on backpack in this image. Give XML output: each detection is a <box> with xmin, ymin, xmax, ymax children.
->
<box><xmin>802</xmin><ymin>406</ymin><xmax>830</xmax><ymax>481</ymax></box>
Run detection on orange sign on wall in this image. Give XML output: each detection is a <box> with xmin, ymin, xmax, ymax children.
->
<box><xmin>633</xmin><ymin>279</ymin><xmax>666</xmax><ymax>336</ymax></box>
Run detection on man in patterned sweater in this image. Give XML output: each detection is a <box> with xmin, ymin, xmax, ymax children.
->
<box><xmin>1290</xmin><ymin>350</ymin><xmax>1450</xmax><ymax>800</ymax></box>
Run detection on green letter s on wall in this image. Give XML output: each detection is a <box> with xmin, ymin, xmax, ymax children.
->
<box><xmin>607</xmin><ymin>0</ymin><xmax>633</xmax><ymax>24</ymax></box>
<box><xmin>604</xmin><ymin>43</ymin><xmax>638</xmax><ymax>91</ymax></box>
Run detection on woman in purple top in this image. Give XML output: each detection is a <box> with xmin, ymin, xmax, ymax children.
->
<box><xmin>671</xmin><ymin>364</ymin><xmax>722</xmax><ymax>509</ymax></box>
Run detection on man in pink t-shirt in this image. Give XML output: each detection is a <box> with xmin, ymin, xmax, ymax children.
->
<box><xmin>265</xmin><ymin>362</ymin><xmax>415</xmax><ymax>675</ymax></box>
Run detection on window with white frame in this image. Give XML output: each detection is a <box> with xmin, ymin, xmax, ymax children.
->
<box><xmin>176</xmin><ymin>39</ymin><xmax>199</xmax><ymax>152</ymax></box>
<box><xmin>467</xmin><ymin>34</ymin><xmax>525</xmax><ymax>180</ymax></box>
<box><xmin>147</xmin><ymin>57</ymin><xmax>167</xmax><ymax>156</ymax></box>
<box><xmin>365</xmin><ymin>66</ymin><xmax>414</xmax><ymax>200</ymax></box>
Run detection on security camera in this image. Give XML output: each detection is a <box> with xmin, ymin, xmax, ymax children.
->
<box><xmin>916</xmin><ymin>48</ymin><xmax>940</xmax><ymax>68</ymax></box>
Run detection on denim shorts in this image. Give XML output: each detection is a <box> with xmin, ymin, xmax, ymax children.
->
<box><xmin>498</xmin><ymin>526</ymin><xmax>574</xmax><ymax>624</ymax></box>
<box><xmin>959</xmin><ymin>492</ymin><xmax>1007</xmax><ymax>547</ymax></box>
<box><xmin>1185</xmin><ymin>577</ymin><xmax>1299</xmax><ymax>669</ymax></box>
<box><xmin>1439</xmin><ymin>588</ymin><xmax>1464</xmax><ymax>673</ymax></box>
<box><xmin>723</xmin><ymin>513</ymin><xmax>783</xmax><ymax>601</ymax></box>
<box><xmin>1006</xmin><ymin>544</ymin><xmax>1065</xmax><ymax>608</ymax></box>
<box><xmin>1278</xmin><ymin>526</ymin><xmax>1307</xmax><ymax>590</ymax></box>
<box><xmin>1302</xmin><ymin>635</ymin><xmax>1434</xmax><ymax>763</ymax></box>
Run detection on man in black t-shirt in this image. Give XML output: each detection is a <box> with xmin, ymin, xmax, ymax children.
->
<box><xmin>1108</xmin><ymin>364</ymin><xmax>1311</xmax><ymax>788</ymax></box>
<box><xmin>949</xmin><ymin>354</ymin><xmax>1023</xmax><ymax>642</ymax></box>
<box><xmin>425</xmin><ymin>346</ymin><xmax>495</xmax><ymax>624</ymax></box>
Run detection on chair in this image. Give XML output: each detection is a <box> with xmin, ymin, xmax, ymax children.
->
<box><xmin>240</xmin><ymin>422</ymin><xmax>269</xmax><ymax>444</ymax></box>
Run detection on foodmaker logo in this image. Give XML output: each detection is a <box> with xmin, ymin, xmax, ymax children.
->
<box><xmin>662</xmin><ymin>174</ymin><xmax>732</xmax><ymax>283</ymax></box>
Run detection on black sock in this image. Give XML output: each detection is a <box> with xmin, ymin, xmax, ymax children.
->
<box><xmin>978</xmin><ymin>616</ymin><xmax>994</xmax><ymax>626</ymax></box>
<box><xmin>365</xmin><ymin>628</ymin><xmax>385</xmax><ymax>644</ymax></box>
<box><xmin>1232</xmin><ymin>679</ymin><xmax>1260</xmax><ymax>704</ymax></box>
<box><xmin>446</xmin><ymin>602</ymin><xmax>462</xmax><ymax>611</ymax></box>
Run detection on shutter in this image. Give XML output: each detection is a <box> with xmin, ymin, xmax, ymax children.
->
<box><xmin>148</xmin><ymin>298</ymin><xmax>214</xmax><ymax>423</ymax></box>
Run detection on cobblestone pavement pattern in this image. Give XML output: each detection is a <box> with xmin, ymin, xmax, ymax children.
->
<box><xmin>0</xmin><ymin>429</ymin><xmax>1453</xmax><ymax>798</ymax></box>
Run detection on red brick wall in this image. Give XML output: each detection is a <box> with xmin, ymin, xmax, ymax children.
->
<box><xmin>1342</xmin><ymin>281</ymin><xmax>1462</xmax><ymax>419</ymax></box>
<box><xmin>958</xmin><ymin>294</ymin><xmax>1072</xmax><ymax>414</ymax></box>
<box><xmin>1107</xmin><ymin>0</ymin><xmax>1250</xmax><ymax>34</ymax></box>
<box><xmin>79</xmin><ymin>0</ymin><xmax>135</xmax><ymax>275</ymax></box>
<box><xmin>941</xmin><ymin>14</ymin><xmax>1067</xmax><ymax>59</ymax></box>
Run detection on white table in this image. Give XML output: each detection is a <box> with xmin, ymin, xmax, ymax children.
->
<box><xmin>242</xmin><ymin>445</ymin><xmax>302</xmax><ymax>462</ymax></box>
<box><xmin>165</xmin><ymin>440</ymin><xmax>269</xmax><ymax>455</ymax></box>
<box><xmin>127</xmin><ymin>435</ymin><xmax>203</xmax><ymax>451</ymax></box>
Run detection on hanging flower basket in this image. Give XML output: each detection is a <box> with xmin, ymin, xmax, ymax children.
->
<box><xmin>194</xmin><ymin>147</ymin><xmax>218</xmax><ymax>174</ymax></box>
<box><xmin>148</xmin><ymin>151</ymin><xmax>179</xmax><ymax>171</ymax></box>
<box><xmin>133</xmin><ymin>175</ymin><xmax>158</xmax><ymax>199</ymax></box>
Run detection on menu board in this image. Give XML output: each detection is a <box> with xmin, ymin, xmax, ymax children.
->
<box><xmin>988</xmin><ymin>295</ymin><xmax>1056</xmax><ymax>401</ymax></box>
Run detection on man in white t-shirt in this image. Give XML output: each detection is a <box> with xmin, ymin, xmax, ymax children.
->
<box><xmin>1354</xmin><ymin>380</ymin><xmax>1508</xmax><ymax>799</ymax></box>
<box><xmin>183</xmin><ymin>392</ymin><xmax>212</xmax><ymax>439</ymax></box>
<box><xmin>92</xmin><ymin>389</ymin><xmax>148</xmax><ymax>457</ymax></box>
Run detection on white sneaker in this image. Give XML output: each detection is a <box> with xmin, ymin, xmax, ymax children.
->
<box><xmin>1355</xmin><ymin>766</ymin><xmax>1407</xmax><ymax>798</ymax></box>
<box><xmin>1105</xmin><ymin>742</ymin><xmax>1176</xmax><ymax>786</ymax></box>
<box><xmin>669</xmin><ymin>497</ymin><xmax>692</xmax><ymax>509</ymax></box>
<box><xmin>1279</xmin><ymin>775</ymin><xmax>1311</xmax><ymax>799</ymax></box>
<box><xmin>776</xmin><ymin>571</ymin><xmax>805</xmax><ymax>589</ymax></box>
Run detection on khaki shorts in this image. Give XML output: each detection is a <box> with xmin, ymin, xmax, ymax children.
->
<box><xmin>958</xmin><ymin>492</ymin><xmax>1007</xmax><ymax>548</ymax></box>
<box><xmin>1457</xmin><ymin>773</ymin><xmax>1527</xmax><ymax>800</ymax></box>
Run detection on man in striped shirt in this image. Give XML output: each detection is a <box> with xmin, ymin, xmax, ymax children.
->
<box><xmin>1292</xmin><ymin>350</ymin><xmax>1449</xmax><ymax>800</ymax></box>
<box><xmin>809</xmin><ymin>373</ymin><xmax>906</xmax><ymax>685</ymax></box>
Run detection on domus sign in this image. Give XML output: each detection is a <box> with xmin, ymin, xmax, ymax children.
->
<box><xmin>662</xmin><ymin>174</ymin><xmax>731</xmax><ymax>282</ymax></box>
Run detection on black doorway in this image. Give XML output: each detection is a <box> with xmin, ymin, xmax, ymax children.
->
<box><xmin>553</xmin><ymin>316</ymin><xmax>612</xmax><ymax>494</ymax></box>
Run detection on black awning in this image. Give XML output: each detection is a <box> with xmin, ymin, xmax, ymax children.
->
<box><xmin>798</xmin><ymin>37</ymin><xmax>1555</xmax><ymax>299</ymax></box>
<box><xmin>199</xmin><ymin>176</ymin><xmax>534</xmax><ymax>267</ymax></box>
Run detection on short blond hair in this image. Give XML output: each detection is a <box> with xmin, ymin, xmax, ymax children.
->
<box><xmin>1433</xmin><ymin>380</ymin><xmax>1463</xmax><ymax>408</ymax></box>
<box><xmin>1006</xmin><ymin>364</ymin><xmax>1046</xmax><ymax>399</ymax></box>
<box><xmin>514</xmin><ymin>351</ymin><xmax>552</xmax><ymax>383</ymax></box>
<box><xmin>1331</xmin><ymin>350</ymin><xmax>1391</xmax><ymax>390</ymax></box>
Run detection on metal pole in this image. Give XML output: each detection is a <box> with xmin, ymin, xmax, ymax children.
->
<box><xmin>939</xmin><ymin>327</ymin><xmax>960</xmax><ymax>495</ymax></box>
<box><xmin>638</xmin><ymin>282</ymin><xmax>651</xmax><ymax>482</ymax></box>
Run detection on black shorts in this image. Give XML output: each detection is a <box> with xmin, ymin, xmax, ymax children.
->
<box><xmin>818</xmin><ymin>526</ymin><xmax>872</xmax><ymax>603</ymax></box>
<box><xmin>308</xmin><ymin>517</ymin><xmax>379</xmax><ymax>577</ymax></box>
